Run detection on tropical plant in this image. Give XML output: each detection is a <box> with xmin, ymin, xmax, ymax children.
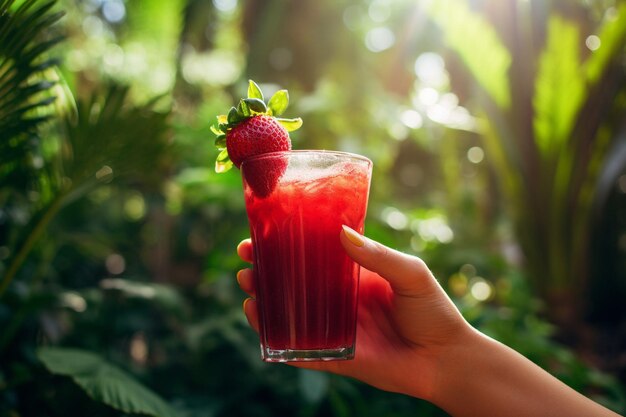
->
<box><xmin>423</xmin><ymin>0</ymin><xmax>626</xmax><ymax>329</ymax></box>
<box><xmin>1</xmin><ymin>1</ymin><xmax>176</xmax><ymax>415</ymax></box>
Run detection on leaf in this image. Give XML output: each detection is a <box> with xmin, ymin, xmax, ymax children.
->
<box><xmin>243</xmin><ymin>97</ymin><xmax>267</xmax><ymax>114</ymax></box>
<box><xmin>214</xmin><ymin>134</ymin><xmax>226</xmax><ymax>148</ymax></box>
<box><xmin>584</xmin><ymin>4</ymin><xmax>626</xmax><ymax>84</ymax></box>
<box><xmin>210</xmin><ymin>124</ymin><xmax>223</xmax><ymax>136</ymax></box>
<box><xmin>237</xmin><ymin>98</ymin><xmax>250</xmax><ymax>117</ymax></box>
<box><xmin>227</xmin><ymin>106</ymin><xmax>242</xmax><ymax>124</ymax></box>
<box><xmin>215</xmin><ymin>148</ymin><xmax>233</xmax><ymax>173</ymax></box>
<box><xmin>0</xmin><ymin>0</ymin><xmax>66</xmax><ymax>188</ymax></box>
<box><xmin>37</xmin><ymin>347</ymin><xmax>177</xmax><ymax>417</ymax></box>
<box><xmin>268</xmin><ymin>89</ymin><xmax>289</xmax><ymax>116</ymax></box>
<box><xmin>424</xmin><ymin>0</ymin><xmax>511</xmax><ymax>109</ymax></box>
<box><xmin>276</xmin><ymin>117</ymin><xmax>302</xmax><ymax>132</ymax></box>
<box><xmin>533</xmin><ymin>15</ymin><xmax>586</xmax><ymax>156</ymax></box>
<box><xmin>247</xmin><ymin>79</ymin><xmax>264</xmax><ymax>100</ymax></box>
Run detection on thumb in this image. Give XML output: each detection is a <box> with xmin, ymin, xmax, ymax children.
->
<box><xmin>340</xmin><ymin>225</ymin><xmax>438</xmax><ymax>298</ymax></box>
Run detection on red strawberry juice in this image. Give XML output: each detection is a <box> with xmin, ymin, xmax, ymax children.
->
<box><xmin>241</xmin><ymin>151</ymin><xmax>372</xmax><ymax>362</ymax></box>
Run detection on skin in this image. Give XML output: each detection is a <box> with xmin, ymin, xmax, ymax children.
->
<box><xmin>236</xmin><ymin>226</ymin><xmax>622</xmax><ymax>417</ymax></box>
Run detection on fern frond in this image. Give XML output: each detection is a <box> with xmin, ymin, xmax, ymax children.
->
<box><xmin>0</xmin><ymin>0</ymin><xmax>64</xmax><ymax>187</ymax></box>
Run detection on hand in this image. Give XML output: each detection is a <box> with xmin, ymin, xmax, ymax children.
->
<box><xmin>237</xmin><ymin>227</ymin><xmax>623</xmax><ymax>417</ymax></box>
<box><xmin>236</xmin><ymin>225</ymin><xmax>474</xmax><ymax>400</ymax></box>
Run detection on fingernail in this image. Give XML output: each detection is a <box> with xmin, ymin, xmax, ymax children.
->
<box><xmin>243</xmin><ymin>298</ymin><xmax>250</xmax><ymax>311</ymax></box>
<box><xmin>342</xmin><ymin>225</ymin><xmax>365</xmax><ymax>247</ymax></box>
<box><xmin>236</xmin><ymin>270</ymin><xmax>242</xmax><ymax>285</ymax></box>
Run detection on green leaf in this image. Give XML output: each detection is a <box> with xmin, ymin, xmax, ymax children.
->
<box><xmin>276</xmin><ymin>117</ymin><xmax>303</xmax><ymax>132</ymax></box>
<box><xmin>533</xmin><ymin>15</ymin><xmax>585</xmax><ymax>156</ymax></box>
<box><xmin>227</xmin><ymin>106</ymin><xmax>242</xmax><ymax>124</ymax></box>
<box><xmin>584</xmin><ymin>4</ymin><xmax>626</xmax><ymax>84</ymax></box>
<box><xmin>37</xmin><ymin>347</ymin><xmax>177</xmax><ymax>417</ymax></box>
<box><xmin>243</xmin><ymin>98</ymin><xmax>267</xmax><ymax>114</ymax></box>
<box><xmin>247</xmin><ymin>79</ymin><xmax>264</xmax><ymax>101</ymax></box>
<box><xmin>215</xmin><ymin>148</ymin><xmax>233</xmax><ymax>173</ymax></box>
<box><xmin>214</xmin><ymin>134</ymin><xmax>226</xmax><ymax>148</ymax></box>
<box><xmin>424</xmin><ymin>0</ymin><xmax>511</xmax><ymax>109</ymax></box>
<box><xmin>268</xmin><ymin>89</ymin><xmax>289</xmax><ymax>116</ymax></box>
<box><xmin>210</xmin><ymin>124</ymin><xmax>223</xmax><ymax>136</ymax></box>
<box><xmin>237</xmin><ymin>99</ymin><xmax>250</xmax><ymax>117</ymax></box>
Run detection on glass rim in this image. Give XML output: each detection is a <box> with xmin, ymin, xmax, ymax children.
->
<box><xmin>240</xmin><ymin>149</ymin><xmax>372</xmax><ymax>167</ymax></box>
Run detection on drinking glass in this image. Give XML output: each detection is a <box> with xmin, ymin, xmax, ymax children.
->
<box><xmin>241</xmin><ymin>150</ymin><xmax>372</xmax><ymax>362</ymax></box>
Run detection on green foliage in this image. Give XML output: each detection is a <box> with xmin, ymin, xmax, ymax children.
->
<box><xmin>38</xmin><ymin>347</ymin><xmax>178</xmax><ymax>417</ymax></box>
<box><xmin>424</xmin><ymin>0</ymin><xmax>511</xmax><ymax>108</ymax></box>
<box><xmin>426</xmin><ymin>0</ymin><xmax>626</xmax><ymax>310</ymax></box>
<box><xmin>534</xmin><ymin>16</ymin><xmax>585</xmax><ymax>156</ymax></box>
<box><xmin>0</xmin><ymin>0</ymin><xmax>64</xmax><ymax>187</ymax></box>
<box><xmin>1</xmin><ymin>0</ymin><xmax>625</xmax><ymax>416</ymax></box>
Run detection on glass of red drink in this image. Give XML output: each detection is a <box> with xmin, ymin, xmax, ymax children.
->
<box><xmin>241</xmin><ymin>150</ymin><xmax>373</xmax><ymax>362</ymax></box>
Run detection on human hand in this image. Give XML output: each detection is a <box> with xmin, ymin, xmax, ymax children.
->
<box><xmin>236</xmin><ymin>225</ymin><xmax>474</xmax><ymax>400</ymax></box>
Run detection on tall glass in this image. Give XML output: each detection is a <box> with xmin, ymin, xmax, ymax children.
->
<box><xmin>241</xmin><ymin>150</ymin><xmax>372</xmax><ymax>362</ymax></box>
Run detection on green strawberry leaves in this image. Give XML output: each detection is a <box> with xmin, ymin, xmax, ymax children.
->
<box><xmin>212</xmin><ymin>79</ymin><xmax>302</xmax><ymax>173</ymax></box>
<box><xmin>277</xmin><ymin>117</ymin><xmax>303</xmax><ymax>132</ymax></box>
<box><xmin>268</xmin><ymin>90</ymin><xmax>289</xmax><ymax>116</ymax></box>
<box><xmin>248</xmin><ymin>79</ymin><xmax>264</xmax><ymax>100</ymax></box>
<box><xmin>215</xmin><ymin>148</ymin><xmax>232</xmax><ymax>173</ymax></box>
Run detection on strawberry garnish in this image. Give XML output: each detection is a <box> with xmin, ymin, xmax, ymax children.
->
<box><xmin>212</xmin><ymin>80</ymin><xmax>303</xmax><ymax>173</ymax></box>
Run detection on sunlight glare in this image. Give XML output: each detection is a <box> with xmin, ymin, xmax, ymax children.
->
<box><xmin>342</xmin><ymin>5</ymin><xmax>362</xmax><ymax>31</ymax></box>
<box><xmin>400</xmin><ymin>109</ymin><xmax>423</xmax><ymax>129</ymax></box>
<box><xmin>416</xmin><ymin>87</ymin><xmax>439</xmax><ymax>106</ymax></box>
<box><xmin>213</xmin><ymin>0</ymin><xmax>237</xmax><ymax>13</ymax></box>
<box><xmin>467</xmin><ymin>146</ymin><xmax>484</xmax><ymax>164</ymax></box>
<box><xmin>369</xmin><ymin>0</ymin><xmax>391</xmax><ymax>23</ymax></box>
<box><xmin>470</xmin><ymin>278</ymin><xmax>493</xmax><ymax>302</ymax></box>
<box><xmin>585</xmin><ymin>35</ymin><xmax>601</xmax><ymax>51</ymax></box>
<box><xmin>365</xmin><ymin>27</ymin><xmax>395</xmax><ymax>52</ymax></box>
<box><xmin>414</xmin><ymin>52</ymin><xmax>447</xmax><ymax>87</ymax></box>
<box><xmin>382</xmin><ymin>207</ymin><xmax>409</xmax><ymax>230</ymax></box>
<box><xmin>102</xmin><ymin>0</ymin><xmax>125</xmax><ymax>23</ymax></box>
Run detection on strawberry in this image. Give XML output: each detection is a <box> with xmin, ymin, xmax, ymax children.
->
<box><xmin>212</xmin><ymin>80</ymin><xmax>302</xmax><ymax>197</ymax></box>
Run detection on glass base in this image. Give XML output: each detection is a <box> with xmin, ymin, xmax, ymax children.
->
<box><xmin>261</xmin><ymin>345</ymin><xmax>355</xmax><ymax>362</ymax></box>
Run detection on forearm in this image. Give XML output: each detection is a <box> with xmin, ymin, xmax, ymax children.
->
<box><xmin>429</xmin><ymin>329</ymin><xmax>620</xmax><ymax>417</ymax></box>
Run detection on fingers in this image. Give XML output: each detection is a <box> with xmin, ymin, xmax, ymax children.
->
<box><xmin>237</xmin><ymin>239</ymin><xmax>258</xmax><ymax>331</ymax></box>
<box><xmin>237</xmin><ymin>239</ymin><xmax>253</xmax><ymax>263</ymax></box>
<box><xmin>243</xmin><ymin>298</ymin><xmax>259</xmax><ymax>332</ymax></box>
<box><xmin>340</xmin><ymin>225</ymin><xmax>438</xmax><ymax>298</ymax></box>
<box><xmin>236</xmin><ymin>268</ymin><xmax>256</xmax><ymax>297</ymax></box>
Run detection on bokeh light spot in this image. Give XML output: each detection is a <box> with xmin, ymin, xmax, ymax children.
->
<box><xmin>365</xmin><ymin>27</ymin><xmax>395</xmax><ymax>52</ymax></box>
<box><xmin>414</xmin><ymin>52</ymin><xmax>447</xmax><ymax>87</ymax></box>
<box><xmin>102</xmin><ymin>0</ymin><xmax>126</xmax><ymax>23</ymax></box>
<box><xmin>213</xmin><ymin>0</ymin><xmax>237</xmax><ymax>13</ymax></box>
<box><xmin>470</xmin><ymin>278</ymin><xmax>493</xmax><ymax>301</ymax></box>
<box><xmin>467</xmin><ymin>146</ymin><xmax>484</xmax><ymax>164</ymax></box>
<box><xmin>105</xmin><ymin>253</ymin><xmax>126</xmax><ymax>275</ymax></box>
<box><xmin>382</xmin><ymin>207</ymin><xmax>409</xmax><ymax>230</ymax></box>
<box><xmin>269</xmin><ymin>47</ymin><xmax>293</xmax><ymax>71</ymax></box>
<box><xmin>400</xmin><ymin>109</ymin><xmax>423</xmax><ymax>129</ymax></box>
<box><xmin>585</xmin><ymin>35</ymin><xmax>601</xmax><ymax>51</ymax></box>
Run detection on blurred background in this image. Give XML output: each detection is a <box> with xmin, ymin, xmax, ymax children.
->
<box><xmin>1</xmin><ymin>0</ymin><xmax>626</xmax><ymax>415</ymax></box>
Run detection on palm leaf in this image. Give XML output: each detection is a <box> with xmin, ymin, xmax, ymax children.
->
<box><xmin>1</xmin><ymin>83</ymin><xmax>171</xmax><ymax>297</ymax></box>
<box><xmin>60</xmin><ymin>84</ymin><xmax>172</xmax><ymax>193</ymax></box>
<box><xmin>533</xmin><ymin>16</ymin><xmax>585</xmax><ymax>157</ymax></box>
<box><xmin>423</xmin><ymin>0</ymin><xmax>512</xmax><ymax>109</ymax></box>
<box><xmin>0</xmin><ymin>0</ymin><xmax>64</xmax><ymax>188</ymax></box>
